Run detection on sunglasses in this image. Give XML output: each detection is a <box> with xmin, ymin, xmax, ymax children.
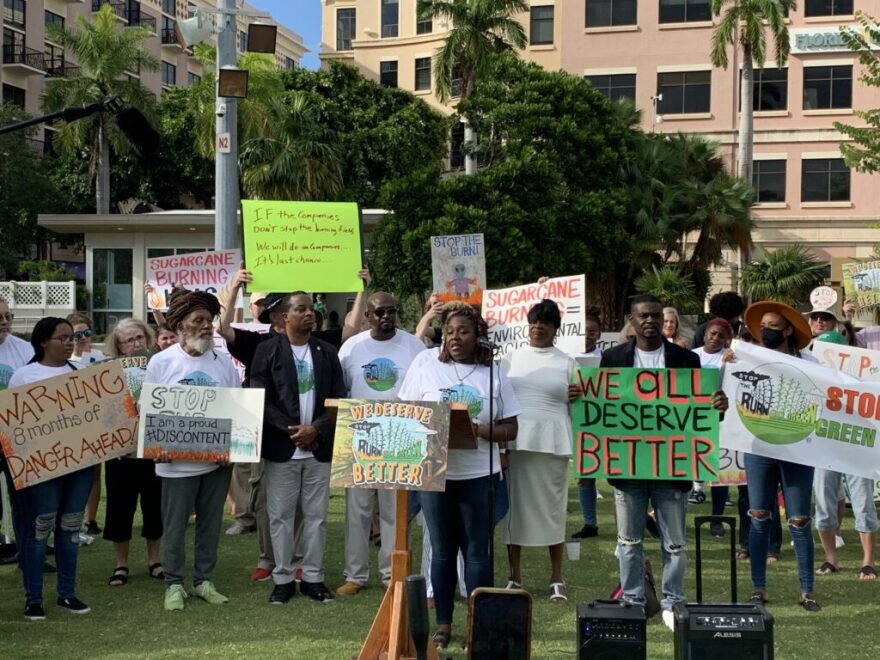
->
<box><xmin>372</xmin><ymin>308</ymin><xmax>398</xmax><ymax>318</ymax></box>
<box><xmin>809</xmin><ymin>313</ymin><xmax>835</xmax><ymax>322</ymax></box>
<box><xmin>72</xmin><ymin>329</ymin><xmax>93</xmax><ymax>342</ymax></box>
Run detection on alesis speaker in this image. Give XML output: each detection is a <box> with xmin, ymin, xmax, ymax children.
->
<box><xmin>673</xmin><ymin>516</ymin><xmax>774</xmax><ymax>660</ymax></box>
<box><xmin>577</xmin><ymin>599</ymin><xmax>646</xmax><ymax>660</ymax></box>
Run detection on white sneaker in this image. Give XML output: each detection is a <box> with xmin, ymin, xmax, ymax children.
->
<box><xmin>835</xmin><ymin>535</ymin><xmax>845</xmax><ymax>549</ymax></box>
<box><xmin>662</xmin><ymin>610</ymin><xmax>675</xmax><ymax>631</ymax></box>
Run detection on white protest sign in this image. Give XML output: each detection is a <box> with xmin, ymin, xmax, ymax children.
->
<box><xmin>146</xmin><ymin>249</ymin><xmax>242</xmax><ymax>310</ymax></box>
<box><xmin>721</xmin><ymin>341</ymin><xmax>880</xmax><ymax>480</ymax></box>
<box><xmin>137</xmin><ymin>383</ymin><xmax>264</xmax><ymax>463</ymax></box>
<box><xmin>430</xmin><ymin>234</ymin><xmax>486</xmax><ymax>306</ymax></box>
<box><xmin>811</xmin><ymin>340</ymin><xmax>880</xmax><ymax>381</ymax></box>
<box><xmin>483</xmin><ymin>275</ymin><xmax>586</xmax><ymax>358</ymax></box>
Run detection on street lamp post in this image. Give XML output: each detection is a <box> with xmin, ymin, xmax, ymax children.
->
<box><xmin>214</xmin><ymin>0</ymin><xmax>239</xmax><ymax>252</ymax></box>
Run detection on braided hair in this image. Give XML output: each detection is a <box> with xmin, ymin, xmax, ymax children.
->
<box><xmin>164</xmin><ymin>289</ymin><xmax>221</xmax><ymax>332</ymax></box>
<box><xmin>438</xmin><ymin>303</ymin><xmax>493</xmax><ymax>366</ymax></box>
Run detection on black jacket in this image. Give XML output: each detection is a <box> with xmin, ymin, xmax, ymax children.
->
<box><xmin>250</xmin><ymin>333</ymin><xmax>347</xmax><ymax>463</ymax></box>
<box><xmin>600</xmin><ymin>339</ymin><xmax>701</xmax><ymax>492</ymax></box>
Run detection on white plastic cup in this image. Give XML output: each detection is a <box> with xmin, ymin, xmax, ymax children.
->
<box><xmin>566</xmin><ymin>542</ymin><xmax>581</xmax><ymax>561</ymax></box>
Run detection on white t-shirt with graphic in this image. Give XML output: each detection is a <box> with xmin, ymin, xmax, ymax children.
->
<box><xmin>144</xmin><ymin>343</ymin><xmax>240</xmax><ymax>478</ymax></box>
<box><xmin>338</xmin><ymin>330</ymin><xmax>426</xmax><ymax>400</ymax></box>
<box><xmin>398</xmin><ymin>348</ymin><xmax>522</xmax><ymax>480</ymax></box>
<box><xmin>634</xmin><ymin>346</ymin><xmax>666</xmax><ymax>369</ymax></box>
<box><xmin>290</xmin><ymin>343</ymin><xmax>315</xmax><ymax>459</ymax></box>
<box><xmin>8</xmin><ymin>361</ymin><xmax>80</xmax><ymax>388</ymax></box>
<box><xmin>692</xmin><ymin>346</ymin><xmax>723</xmax><ymax>369</ymax></box>
<box><xmin>0</xmin><ymin>335</ymin><xmax>35</xmax><ymax>390</ymax></box>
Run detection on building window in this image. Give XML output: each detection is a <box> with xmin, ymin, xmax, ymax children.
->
<box><xmin>657</xmin><ymin>70</ymin><xmax>711</xmax><ymax>114</ymax></box>
<box><xmin>803</xmin><ymin>65</ymin><xmax>852</xmax><ymax>110</ymax></box>
<box><xmin>4</xmin><ymin>27</ymin><xmax>24</xmax><ymax>52</ymax></box>
<box><xmin>530</xmin><ymin>6</ymin><xmax>554</xmax><ymax>45</ymax></box>
<box><xmin>752</xmin><ymin>67</ymin><xmax>787</xmax><ymax>111</ymax></box>
<box><xmin>161</xmin><ymin>0</ymin><xmax>174</xmax><ymax>16</ymax></box>
<box><xmin>336</xmin><ymin>8</ymin><xmax>355</xmax><ymax>50</ymax></box>
<box><xmin>44</xmin><ymin>10</ymin><xmax>65</xmax><ymax>30</ymax></box>
<box><xmin>92</xmin><ymin>248</ymin><xmax>134</xmax><ymax>333</ymax></box>
<box><xmin>284</xmin><ymin>56</ymin><xmax>296</xmax><ymax>70</ymax></box>
<box><xmin>586</xmin><ymin>0</ymin><xmax>637</xmax><ymax>27</ymax></box>
<box><xmin>752</xmin><ymin>160</ymin><xmax>786</xmax><ymax>203</ymax></box>
<box><xmin>451</xmin><ymin>66</ymin><xmax>463</xmax><ymax>98</ymax></box>
<box><xmin>187</xmin><ymin>71</ymin><xmax>200</xmax><ymax>85</ymax></box>
<box><xmin>415</xmin><ymin>57</ymin><xmax>431</xmax><ymax>91</ymax></box>
<box><xmin>2</xmin><ymin>83</ymin><xmax>25</xmax><ymax>108</ymax></box>
<box><xmin>659</xmin><ymin>0</ymin><xmax>711</xmax><ymax>23</ymax></box>
<box><xmin>161</xmin><ymin>60</ymin><xmax>176</xmax><ymax>86</ymax></box>
<box><xmin>586</xmin><ymin>73</ymin><xmax>636</xmax><ymax>102</ymax></box>
<box><xmin>416</xmin><ymin>14</ymin><xmax>432</xmax><ymax>35</ymax></box>
<box><xmin>804</xmin><ymin>0</ymin><xmax>853</xmax><ymax>16</ymax></box>
<box><xmin>450</xmin><ymin>121</ymin><xmax>465</xmax><ymax>169</ymax></box>
<box><xmin>44</xmin><ymin>42</ymin><xmax>64</xmax><ymax>71</ymax></box>
<box><xmin>3</xmin><ymin>0</ymin><xmax>25</xmax><ymax>30</ymax></box>
<box><xmin>381</xmin><ymin>0</ymin><xmax>399</xmax><ymax>38</ymax></box>
<box><xmin>802</xmin><ymin>158</ymin><xmax>850</xmax><ymax>202</ymax></box>
<box><xmin>380</xmin><ymin>60</ymin><xmax>398</xmax><ymax>87</ymax></box>
<box><xmin>238</xmin><ymin>30</ymin><xmax>247</xmax><ymax>52</ymax></box>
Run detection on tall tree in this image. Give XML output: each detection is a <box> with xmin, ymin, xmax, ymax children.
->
<box><xmin>418</xmin><ymin>0</ymin><xmax>528</xmax><ymax>174</ymax></box>
<box><xmin>740</xmin><ymin>245</ymin><xmax>827</xmax><ymax>306</ymax></box>
<box><xmin>710</xmin><ymin>0</ymin><xmax>794</xmax><ymax>185</ymax></box>
<box><xmin>41</xmin><ymin>4</ymin><xmax>157</xmax><ymax>213</ymax></box>
<box><xmin>835</xmin><ymin>11</ymin><xmax>880</xmax><ymax>173</ymax></box>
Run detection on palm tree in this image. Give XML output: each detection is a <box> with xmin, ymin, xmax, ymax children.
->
<box><xmin>710</xmin><ymin>0</ymin><xmax>794</xmax><ymax>185</ymax></box>
<box><xmin>419</xmin><ymin>0</ymin><xmax>528</xmax><ymax>174</ymax></box>
<box><xmin>634</xmin><ymin>265</ymin><xmax>700</xmax><ymax>312</ymax></box>
<box><xmin>41</xmin><ymin>4</ymin><xmax>157</xmax><ymax>213</ymax></box>
<box><xmin>741</xmin><ymin>245</ymin><xmax>828</xmax><ymax>306</ymax></box>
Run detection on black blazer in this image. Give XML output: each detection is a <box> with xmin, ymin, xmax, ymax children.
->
<box><xmin>600</xmin><ymin>339</ymin><xmax>701</xmax><ymax>492</ymax></box>
<box><xmin>250</xmin><ymin>333</ymin><xmax>347</xmax><ymax>463</ymax></box>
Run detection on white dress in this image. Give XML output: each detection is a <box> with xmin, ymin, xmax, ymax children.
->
<box><xmin>499</xmin><ymin>345</ymin><xmax>572</xmax><ymax>546</ymax></box>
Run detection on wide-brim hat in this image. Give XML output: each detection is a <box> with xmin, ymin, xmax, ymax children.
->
<box><xmin>258</xmin><ymin>293</ymin><xmax>288</xmax><ymax>324</ymax></box>
<box><xmin>744</xmin><ymin>301</ymin><xmax>813</xmax><ymax>350</ymax></box>
<box><xmin>249</xmin><ymin>291</ymin><xmax>268</xmax><ymax>305</ymax></box>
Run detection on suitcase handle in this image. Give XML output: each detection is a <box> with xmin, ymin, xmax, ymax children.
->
<box><xmin>694</xmin><ymin>515</ymin><xmax>737</xmax><ymax>604</ymax></box>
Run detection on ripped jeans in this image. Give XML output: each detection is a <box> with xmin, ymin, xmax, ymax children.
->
<box><xmin>613</xmin><ymin>482</ymin><xmax>688</xmax><ymax>611</ymax></box>
<box><xmin>16</xmin><ymin>466</ymin><xmax>94</xmax><ymax>605</ymax></box>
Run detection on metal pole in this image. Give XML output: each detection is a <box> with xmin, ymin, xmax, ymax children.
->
<box><xmin>215</xmin><ymin>0</ymin><xmax>239</xmax><ymax>251</ymax></box>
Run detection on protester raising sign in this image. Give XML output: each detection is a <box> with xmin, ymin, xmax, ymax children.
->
<box><xmin>430</xmin><ymin>234</ymin><xmax>486</xmax><ymax>306</ymax></box>
<box><xmin>146</xmin><ymin>249</ymin><xmax>241</xmax><ymax>310</ymax></box>
<box><xmin>330</xmin><ymin>399</ymin><xmax>450</xmax><ymax>492</ymax></box>
<box><xmin>571</xmin><ymin>367</ymin><xmax>720</xmax><ymax>480</ymax></box>
<box><xmin>811</xmin><ymin>339</ymin><xmax>880</xmax><ymax>381</ymax></box>
<box><xmin>137</xmin><ymin>383</ymin><xmax>264</xmax><ymax>463</ymax></box>
<box><xmin>483</xmin><ymin>275</ymin><xmax>586</xmax><ymax>357</ymax></box>
<box><xmin>241</xmin><ymin>200</ymin><xmax>364</xmax><ymax>293</ymax></box>
<box><xmin>0</xmin><ymin>362</ymin><xmax>139</xmax><ymax>489</ymax></box>
<box><xmin>721</xmin><ymin>340</ymin><xmax>880</xmax><ymax>480</ymax></box>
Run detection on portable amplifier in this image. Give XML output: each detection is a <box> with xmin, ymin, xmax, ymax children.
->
<box><xmin>576</xmin><ymin>600</ymin><xmax>646</xmax><ymax>660</ymax></box>
<box><xmin>673</xmin><ymin>601</ymin><xmax>774</xmax><ymax>659</ymax></box>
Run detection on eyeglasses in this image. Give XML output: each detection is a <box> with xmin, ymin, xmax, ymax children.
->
<box><xmin>120</xmin><ymin>334</ymin><xmax>147</xmax><ymax>347</ymax></box>
<box><xmin>0</xmin><ymin>313</ymin><xmax>13</xmax><ymax>322</ymax></box>
<box><xmin>72</xmin><ymin>329</ymin><xmax>93</xmax><ymax>342</ymax></box>
<box><xmin>372</xmin><ymin>308</ymin><xmax>398</xmax><ymax>318</ymax></box>
<box><xmin>51</xmin><ymin>335</ymin><xmax>75</xmax><ymax>344</ymax></box>
<box><xmin>810</xmin><ymin>314</ymin><xmax>835</xmax><ymax>322</ymax></box>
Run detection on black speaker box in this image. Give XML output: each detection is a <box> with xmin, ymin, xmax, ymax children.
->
<box><xmin>577</xmin><ymin>599</ymin><xmax>646</xmax><ymax>660</ymax></box>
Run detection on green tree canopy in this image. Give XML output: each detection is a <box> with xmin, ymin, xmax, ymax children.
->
<box><xmin>741</xmin><ymin>245</ymin><xmax>828</xmax><ymax>306</ymax></box>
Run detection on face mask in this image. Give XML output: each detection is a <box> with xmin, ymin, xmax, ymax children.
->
<box><xmin>761</xmin><ymin>327</ymin><xmax>786</xmax><ymax>349</ymax></box>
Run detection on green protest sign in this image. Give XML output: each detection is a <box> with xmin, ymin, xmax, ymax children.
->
<box><xmin>571</xmin><ymin>368</ymin><xmax>720</xmax><ymax>480</ymax></box>
<box><xmin>241</xmin><ymin>200</ymin><xmax>364</xmax><ymax>293</ymax></box>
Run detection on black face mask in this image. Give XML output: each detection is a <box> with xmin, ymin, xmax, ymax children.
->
<box><xmin>761</xmin><ymin>327</ymin><xmax>786</xmax><ymax>349</ymax></box>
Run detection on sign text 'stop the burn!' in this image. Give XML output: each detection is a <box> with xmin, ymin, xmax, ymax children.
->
<box><xmin>571</xmin><ymin>368</ymin><xmax>720</xmax><ymax>481</ymax></box>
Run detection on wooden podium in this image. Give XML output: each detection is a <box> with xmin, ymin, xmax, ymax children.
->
<box><xmin>325</xmin><ymin>400</ymin><xmax>475</xmax><ymax>660</ymax></box>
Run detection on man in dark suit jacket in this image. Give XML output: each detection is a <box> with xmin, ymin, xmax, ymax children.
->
<box><xmin>250</xmin><ymin>292</ymin><xmax>346</xmax><ymax>605</ymax></box>
<box><xmin>600</xmin><ymin>295</ymin><xmax>727</xmax><ymax>630</ymax></box>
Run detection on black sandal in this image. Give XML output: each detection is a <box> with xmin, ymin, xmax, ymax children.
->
<box><xmin>800</xmin><ymin>597</ymin><xmax>821</xmax><ymax>612</ymax></box>
<box><xmin>859</xmin><ymin>565</ymin><xmax>877</xmax><ymax>580</ymax></box>
<box><xmin>148</xmin><ymin>563</ymin><xmax>165</xmax><ymax>579</ymax></box>
<box><xmin>816</xmin><ymin>561</ymin><xmax>838</xmax><ymax>576</ymax></box>
<box><xmin>108</xmin><ymin>566</ymin><xmax>129</xmax><ymax>587</ymax></box>
<box><xmin>432</xmin><ymin>629</ymin><xmax>451</xmax><ymax>649</ymax></box>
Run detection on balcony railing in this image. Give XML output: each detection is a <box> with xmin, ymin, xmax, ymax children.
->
<box><xmin>161</xmin><ymin>26</ymin><xmax>178</xmax><ymax>45</ymax></box>
<box><xmin>91</xmin><ymin>0</ymin><xmax>127</xmax><ymax>21</ymax></box>
<box><xmin>2</xmin><ymin>45</ymin><xmax>46</xmax><ymax>72</ymax></box>
<box><xmin>127</xmin><ymin>12</ymin><xmax>157</xmax><ymax>32</ymax></box>
<box><xmin>45</xmin><ymin>60</ymin><xmax>82</xmax><ymax>78</ymax></box>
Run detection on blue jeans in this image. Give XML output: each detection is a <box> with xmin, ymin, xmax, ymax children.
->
<box><xmin>744</xmin><ymin>453</ymin><xmax>814</xmax><ymax>593</ymax></box>
<box><xmin>613</xmin><ymin>482</ymin><xmax>687</xmax><ymax>611</ymax></box>
<box><xmin>420</xmin><ymin>474</ymin><xmax>499</xmax><ymax>625</ymax></box>
<box><xmin>17</xmin><ymin>466</ymin><xmax>95</xmax><ymax>605</ymax></box>
<box><xmin>578</xmin><ymin>479</ymin><xmax>598</xmax><ymax>527</ymax></box>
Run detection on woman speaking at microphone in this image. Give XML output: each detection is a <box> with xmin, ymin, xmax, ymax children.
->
<box><xmin>398</xmin><ymin>303</ymin><xmax>521</xmax><ymax>649</ymax></box>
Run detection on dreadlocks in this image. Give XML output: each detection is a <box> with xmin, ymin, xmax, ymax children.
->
<box><xmin>438</xmin><ymin>303</ymin><xmax>493</xmax><ymax>366</ymax></box>
<box><xmin>164</xmin><ymin>289</ymin><xmax>222</xmax><ymax>332</ymax></box>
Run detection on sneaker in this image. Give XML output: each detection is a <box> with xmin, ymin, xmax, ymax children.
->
<box><xmin>164</xmin><ymin>584</ymin><xmax>187</xmax><ymax>611</ymax></box>
<box><xmin>571</xmin><ymin>524</ymin><xmax>599</xmax><ymax>539</ymax></box>
<box><xmin>300</xmin><ymin>580</ymin><xmax>334</xmax><ymax>603</ymax></box>
<box><xmin>835</xmin><ymin>535</ymin><xmax>845</xmax><ymax>549</ymax></box>
<box><xmin>251</xmin><ymin>567</ymin><xmax>273</xmax><ymax>582</ymax></box>
<box><xmin>662</xmin><ymin>610</ymin><xmax>675</xmax><ymax>631</ymax></box>
<box><xmin>295</xmin><ymin>567</ymin><xmax>303</xmax><ymax>582</ymax></box>
<box><xmin>24</xmin><ymin>603</ymin><xmax>46</xmax><ymax>621</ymax></box>
<box><xmin>57</xmin><ymin>597</ymin><xmax>91</xmax><ymax>614</ymax></box>
<box><xmin>710</xmin><ymin>522</ymin><xmax>725</xmax><ymax>538</ymax></box>
<box><xmin>269</xmin><ymin>582</ymin><xmax>295</xmax><ymax>605</ymax></box>
<box><xmin>225</xmin><ymin>521</ymin><xmax>256</xmax><ymax>536</ymax></box>
<box><xmin>86</xmin><ymin>521</ymin><xmax>101</xmax><ymax>535</ymax></box>
<box><xmin>192</xmin><ymin>581</ymin><xmax>229</xmax><ymax>605</ymax></box>
<box><xmin>336</xmin><ymin>581</ymin><xmax>363</xmax><ymax>596</ymax></box>
<box><xmin>688</xmin><ymin>490</ymin><xmax>706</xmax><ymax>505</ymax></box>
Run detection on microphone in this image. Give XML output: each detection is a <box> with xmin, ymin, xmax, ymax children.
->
<box><xmin>114</xmin><ymin>105</ymin><xmax>160</xmax><ymax>157</ymax></box>
<box><xmin>477</xmin><ymin>337</ymin><xmax>500</xmax><ymax>350</ymax></box>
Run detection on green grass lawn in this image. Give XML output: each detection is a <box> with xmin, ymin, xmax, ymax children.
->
<box><xmin>1</xmin><ymin>481</ymin><xmax>878</xmax><ymax>659</ymax></box>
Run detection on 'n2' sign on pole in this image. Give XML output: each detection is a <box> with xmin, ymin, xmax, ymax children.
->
<box><xmin>571</xmin><ymin>368</ymin><xmax>720</xmax><ymax>481</ymax></box>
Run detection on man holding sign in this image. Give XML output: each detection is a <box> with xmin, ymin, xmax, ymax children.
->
<box><xmin>588</xmin><ymin>295</ymin><xmax>727</xmax><ymax>630</ymax></box>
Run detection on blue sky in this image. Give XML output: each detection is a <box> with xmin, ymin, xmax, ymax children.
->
<box><xmin>249</xmin><ymin>0</ymin><xmax>323</xmax><ymax>69</ymax></box>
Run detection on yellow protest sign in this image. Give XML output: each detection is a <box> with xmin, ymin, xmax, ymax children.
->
<box><xmin>241</xmin><ymin>200</ymin><xmax>364</xmax><ymax>293</ymax></box>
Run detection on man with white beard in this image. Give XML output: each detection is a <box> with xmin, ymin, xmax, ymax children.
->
<box><xmin>143</xmin><ymin>290</ymin><xmax>240</xmax><ymax>612</ymax></box>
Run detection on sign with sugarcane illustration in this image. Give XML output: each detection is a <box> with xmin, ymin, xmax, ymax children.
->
<box><xmin>330</xmin><ymin>399</ymin><xmax>450</xmax><ymax>491</ymax></box>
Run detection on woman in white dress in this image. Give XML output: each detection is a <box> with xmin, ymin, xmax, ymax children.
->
<box><xmin>500</xmin><ymin>300</ymin><xmax>573</xmax><ymax>602</ymax></box>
